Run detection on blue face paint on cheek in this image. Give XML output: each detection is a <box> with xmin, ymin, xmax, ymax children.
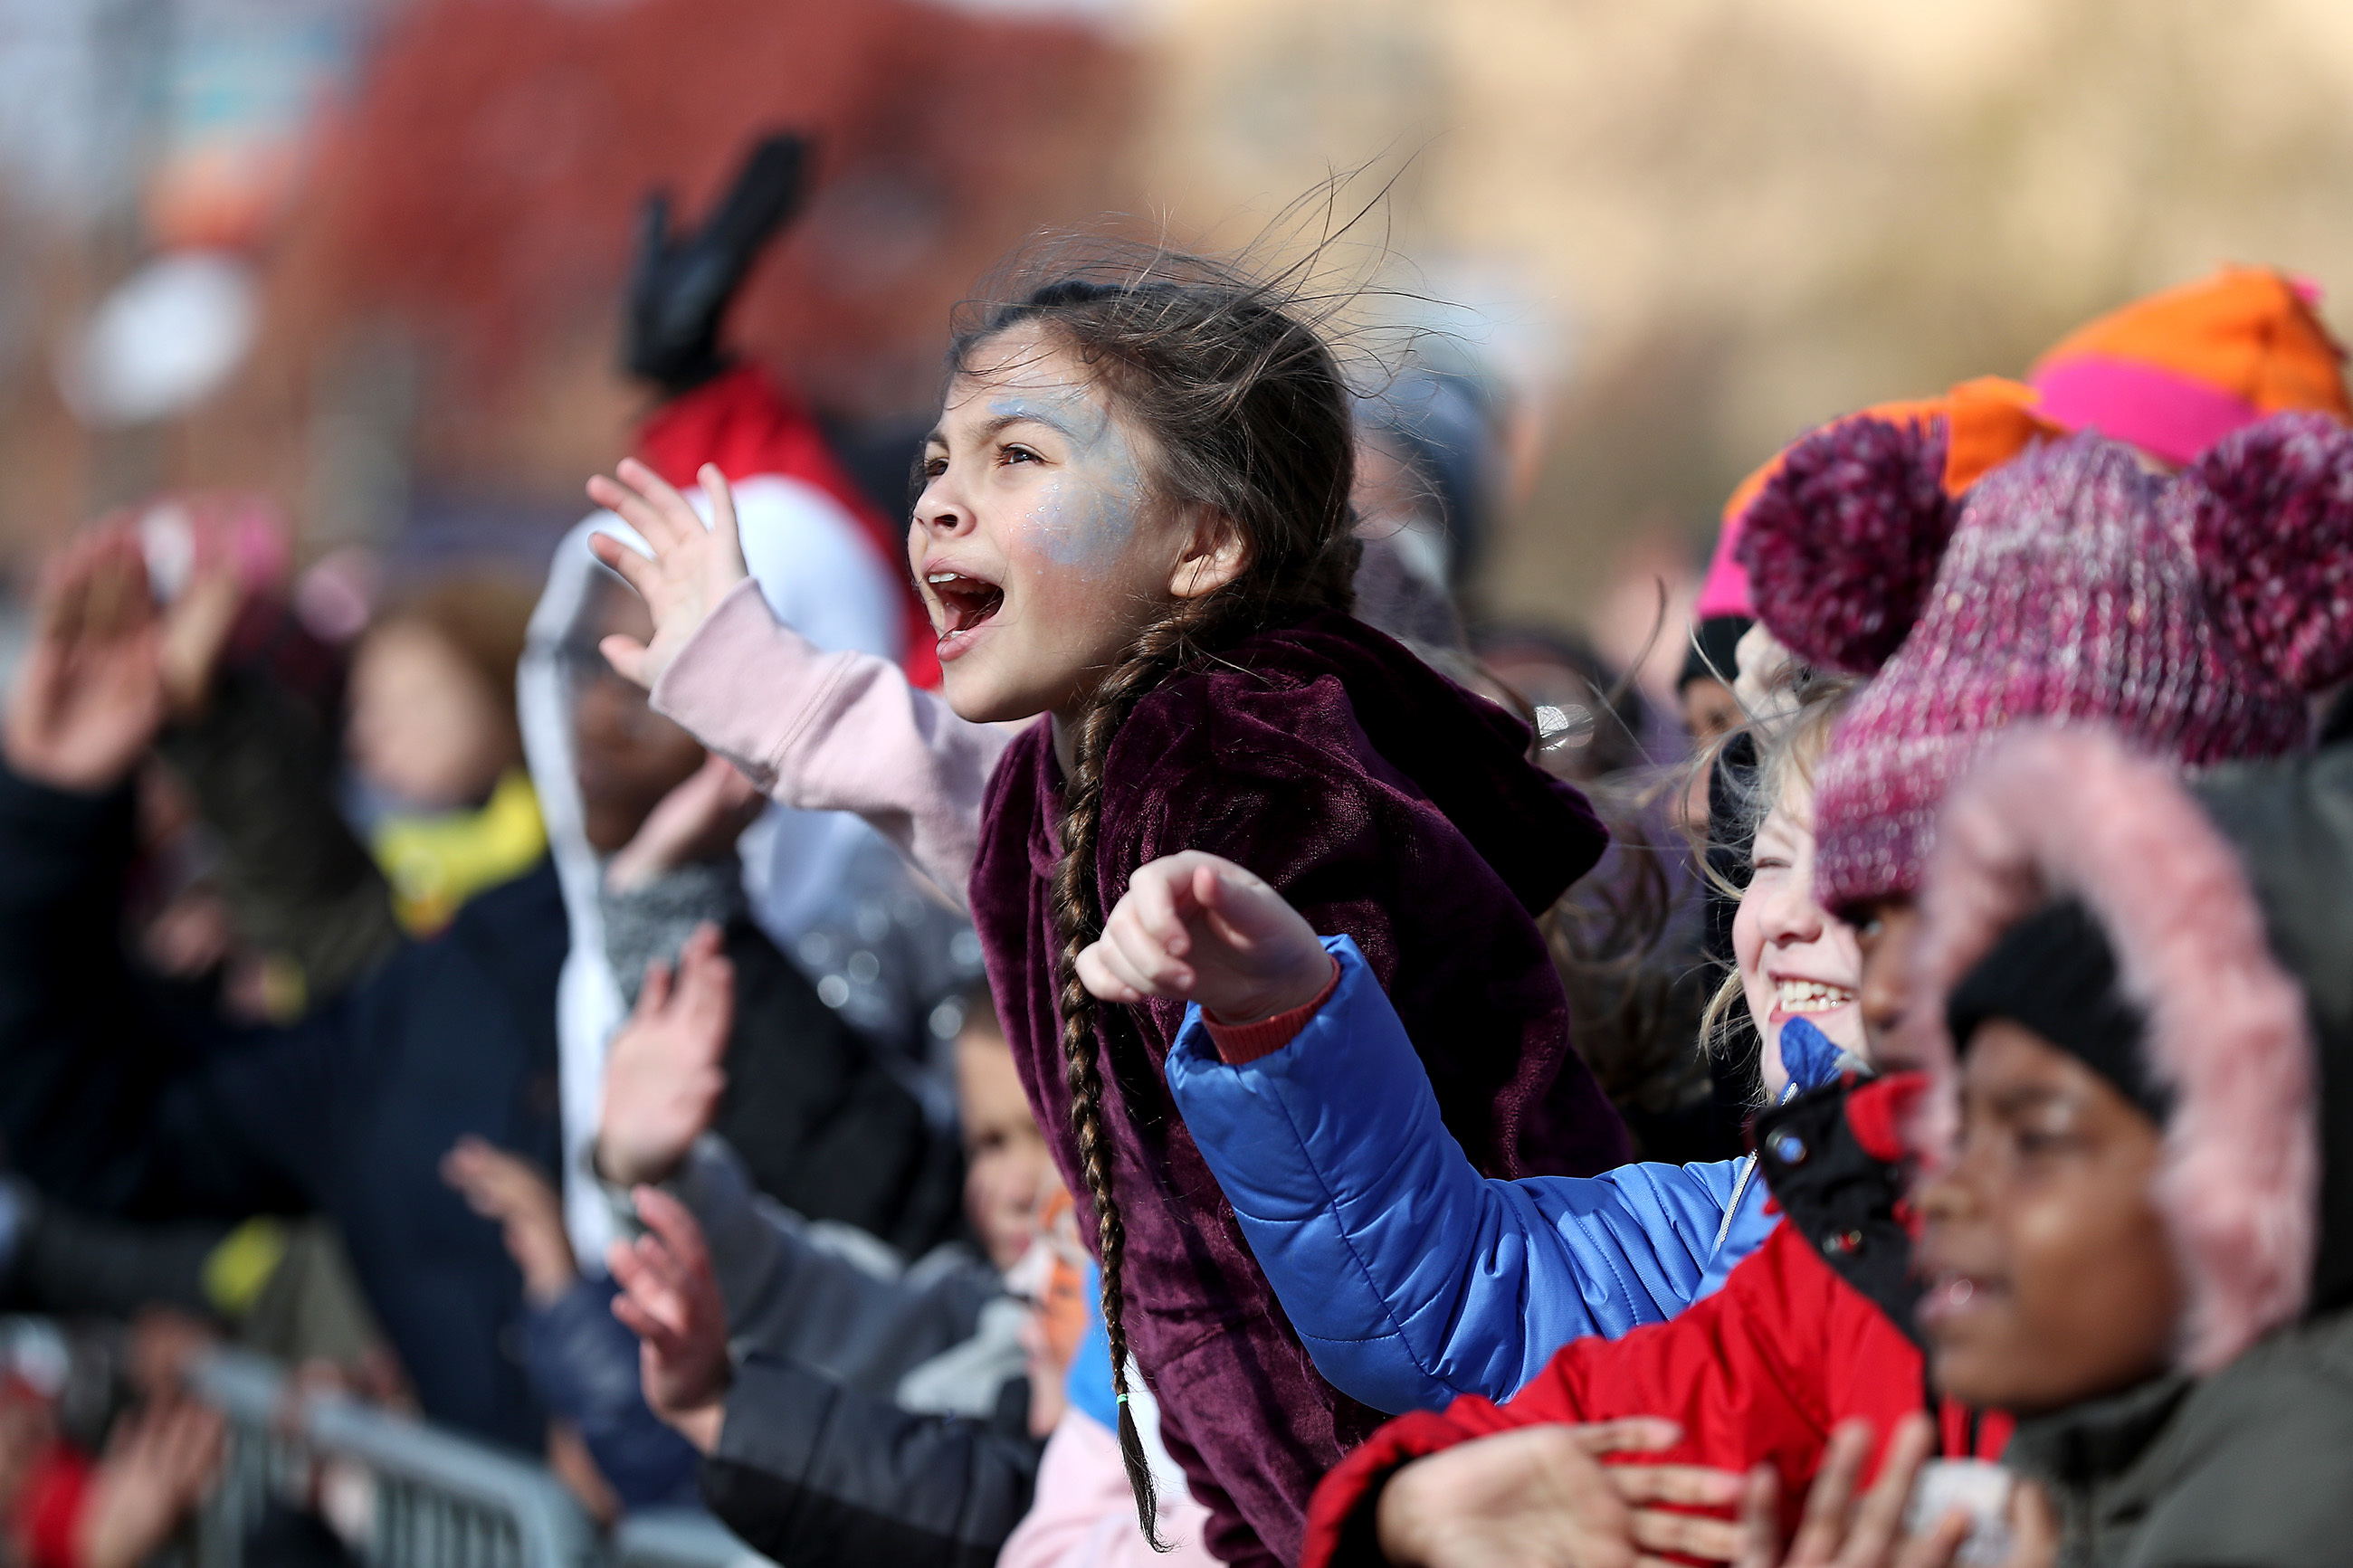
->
<box><xmin>991</xmin><ymin>394</ymin><xmax>1145</xmax><ymax>574</ymax></box>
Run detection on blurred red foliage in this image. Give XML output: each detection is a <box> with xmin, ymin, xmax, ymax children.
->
<box><xmin>241</xmin><ymin>0</ymin><xmax>1138</xmax><ymax>489</ymax></box>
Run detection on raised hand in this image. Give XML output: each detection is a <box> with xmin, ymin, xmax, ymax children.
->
<box><xmin>157</xmin><ymin>568</ymin><xmax>243</xmax><ymax>721</ymax></box>
<box><xmin>441</xmin><ymin>1136</ymin><xmax>578</xmax><ymax>1306</ymax></box>
<box><xmin>608</xmin><ymin>1185</ymin><xmax>729</xmax><ymax>1451</ymax></box>
<box><xmin>605</xmin><ymin>753</ymin><xmax>765</xmax><ymax>893</ymax></box>
<box><xmin>595</xmin><ymin>922</ymin><xmax>734</xmax><ymax>1186</ymax></box>
<box><xmin>1077</xmin><ymin>850</ymin><xmax>1333</xmax><ymax>1024</ymax></box>
<box><xmin>1377</xmin><ymin>1419</ymin><xmax>1748</xmax><ymax>1568</ymax></box>
<box><xmin>76</xmin><ymin>1397</ymin><xmax>225</xmax><ymax>1568</ymax></box>
<box><xmin>586</xmin><ymin>459</ymin><xmax>749</xmax><ymax>690</ymax></box>
<box><xmin>5</xmin><ymin>527</ymin><xmax>167</xmax><ymax>791</ymax></box>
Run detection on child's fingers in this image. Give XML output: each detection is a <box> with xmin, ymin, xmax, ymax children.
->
<box><xmin>619</xmin><ymin>458</ymin><xmax>710</xmax><ymax>546</ymax></box>
<box><xmin>1105</xmin><ymin>905</ymin><xmax>1196</xmax><ymax>989</ymax></box>
<box><xmin>1104</xmin><ymin>935</ymin><xmax>1190</xmax><ymax>1001</ymax></box>
<box><xmin>676</xmin><ymin>927</ymin><xmax>737</xmax><ymax>1026</ymax></box>
<box><xmin>605</xmin><ymin>1240</ymin><xmax>650</xmax><ymax>1294</ymax></box>
<box><xmin>1891</xmin><ymin>1506</ymin><xmax>1975</xmax><ymax>1568</ymax></box>
<box><xmin>1568</xmin><ymin>1416</ymin><xmax>1681</xmax><ymax>1456</ymax></box>
<box><xmin>681</xmin><ymin>920</ymin><xmax>726</xmax><ymax>965</ymax></box>
<box><xmin>438</xmin><ymin>1138</ymin><xmax>500</xmax><ymax>1202</ymax></box>
<box><xmin>1126</xmin><ymin>862</ymin><xmax>1193</xmax><ymax>957</ymax></box>
<box><xmin>617</xmin><ymin>1243</ymin><xmax>694</xmax><ymax>1332</ymax></box>
<box><xmin>610</xmin><ymin>1290</ymin><xmax>689</xmax><ymax>1357</ymax></box>
<box><xmin>634</xmin><ymin>1187</ymin><xmax>713</xmax><ymax>1278</ymax></box>
<box><xmin>638</xmin><ymin>958</ymin><xmax>675</xmax><ymax>1016</ymax></box>
<box><xmin>2006</xmin><ymin>1481</ymin><xmax>2058</xmax><ymax>1563</ymax></box>
<box><xmin>1628</xmin><ymin>1505</ymin><xmax>1743</xmax><ymax>1564</ymax></box>
<box><xmin>1788</xmin><ymin>1421</ymin><xmax>1873</xmax><ymax>1563</ymax></box>
<box><xmin>1195</xmin><ymin>860</ymin><xmax>1291</xmax><ymax>945</ymax></box>
<box><xmin>596</xmin><ymin>461</ymin><xmax>695</xmax><ymax>548</ymax></box>
<box><xmin>1840</xmin><ymin>1413</ymin><xmax>1934</xmax><ymax>1564</ymax></box>
<box><xmin>597</xmin><ymin>635</ymin><xmax>653</xmax><ymax>688</ymax></box>
<box><xmin>1611</xmin><ymin>1464</ymin><xmax>1747</xmax><ymax>1508</ymax></box>
<box><xmin>1074</xmin><ymin>944</ymin><xmax>1143</xmax><ymax>1004</ymax></box>
<box><xmin>1730</xmin><ymin>1464</ymin><xmax>1783</xmax><ymax>1568</ymax></box>
<box><xmin>697</xmin><ymin>464</ymin><xmax>742</xmax><ymax>556</ymax></box>
<box><xmin>624</xmin><ymin>1233</ymin><xmax>691</xmax><ymax>1299</ymax></box>
<box><xmin>589</xmin><ymin>529</ymin><xmax>662</xmax><ymax>594</ymax></box>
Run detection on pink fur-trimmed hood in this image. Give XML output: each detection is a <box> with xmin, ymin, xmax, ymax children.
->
<box><xmin>1908</xmin><ymin>725</ymin><xmax>2320</xmax><ymax>1374</ymax></box>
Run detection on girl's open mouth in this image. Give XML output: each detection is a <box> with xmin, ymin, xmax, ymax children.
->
<box><xmin>927</xmin><ymin>570</ymin><xmax>1005</xmax><ymax>655</ymax></box>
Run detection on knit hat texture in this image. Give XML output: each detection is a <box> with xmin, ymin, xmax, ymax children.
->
<box><xmin>1767</xmin><ymin>413</ymin><xmax>2353</xmax><ymax>912</ymax></box>
<box><xmin>2030</xmin><ymin>266</ymin><xmax>2352</xmax><ymax>469</ymax></box>
<box><xmin>1947</xmin><ymin>898</ymin><xmax>2165</xmax><ymax>1124</ymax></box>
<box><xmin>1700</xmin><ymin>377</ymin><xmax>2058</xmax><ymax>621</ymax></box>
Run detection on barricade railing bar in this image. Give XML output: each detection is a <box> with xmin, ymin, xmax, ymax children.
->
<box><xmin>186</xmin><ymin>1348</ymin><xmax>765</xmax><ymax>1568</ymax></box>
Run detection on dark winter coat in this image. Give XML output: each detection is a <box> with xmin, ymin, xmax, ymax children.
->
<box><xmin>701</xmin><ymin>1353</ymin><xmax>1042</xmax><ymax>1568</ymax></box>
<box><xmin>967</xmin><ymin>611</ymin><xmax>1626</xmax><ymax>1567</ymax></box>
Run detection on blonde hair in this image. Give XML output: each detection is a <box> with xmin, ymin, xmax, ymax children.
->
<box><xmin>1696</xmin><ymin>679</ymin><xmax>1857</xmax><ymax>1099</ymax></box>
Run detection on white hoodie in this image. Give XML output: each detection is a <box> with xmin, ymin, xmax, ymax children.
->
<box><xmin>517</xmin><ymin>473</ymin><xmax>903</xmax><ymax>1262</ymax></box>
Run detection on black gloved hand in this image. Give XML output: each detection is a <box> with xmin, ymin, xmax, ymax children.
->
<box><xmin>624</xmin><ymin>131</ymin><xmax>812</xmax><ymax>395</ymax></box>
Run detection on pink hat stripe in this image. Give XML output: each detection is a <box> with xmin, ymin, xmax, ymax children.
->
<box><xmin>2031</xmin><ymin>355</ymin><xmax>2266</xmax><ymax>470</ymax></box>
<box><xmin>1693</xmin><ymin>520</ymin><xmax>1753</xmax><ymax>619</ymax></box>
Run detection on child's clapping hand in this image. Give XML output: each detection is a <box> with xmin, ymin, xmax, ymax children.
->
<box><xmin>1077</xmin><ymin>851</ymin><xmax>1334</xmax><ymax>1024</ymax></box>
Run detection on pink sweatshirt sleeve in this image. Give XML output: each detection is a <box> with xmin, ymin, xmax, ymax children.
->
<box><xmin>997</xmin><ymin>1410</ymin><xmax>1219</xmax><ymax>1568</ymax></box>
<box><xmin>650</xmin><ymin>578</ymin><xmax>1012</xmax><ymax>905</ymax></box>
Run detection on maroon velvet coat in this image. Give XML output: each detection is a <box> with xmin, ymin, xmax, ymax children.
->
<box><xmin>968</xmin><ymin>613</ymin><xmax>1628</xmax><ymax>1567</ymax></box>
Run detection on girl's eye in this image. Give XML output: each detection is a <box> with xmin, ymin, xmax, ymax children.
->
<box><xmin>1751</xmin><ymin>857</ymin><xmax>1791</xmax><ymax>874</ymax></box>
<box><xmin>2012</xmin><ymin>1130</ymin><xmax>2072</xmax><ymax>1160</ymax></box>
<box><xmin>921</xmin><ymin>455</ymin><xmax>948</xmax><ymax>479</ymax></box>
<box><xmin>1000</xmin><ymin>444</ymin><xmax>1042</xmax><ymax>466</ymax></box>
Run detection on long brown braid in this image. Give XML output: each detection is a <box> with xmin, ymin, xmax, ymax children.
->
<box><xmin>955</xmin><ymin>256</ymin><xmax>1360</xmax><ymax>1543</ymax></box>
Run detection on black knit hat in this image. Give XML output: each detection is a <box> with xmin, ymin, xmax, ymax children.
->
<box><xmin>1679</xmin><ymin>613</ymin><xmax>1753</xmax><ymax>693</ymax></box>
<box><xmin>1947</xmin><ymin>898</ymin><xmax>2167</xmax><ymax>1124</ymax></box>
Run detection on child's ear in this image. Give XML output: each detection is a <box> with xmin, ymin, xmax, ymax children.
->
<box><xmin>1169</xmin><ymin>509</ymin><xmax>1248</xmax><ymax>600</ymax></box>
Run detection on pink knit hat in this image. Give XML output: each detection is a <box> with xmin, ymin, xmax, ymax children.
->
<box><xmin>1739</xmin><ymin>410</ymin><xmax>2353</xmax><ymax>911</ymax></box>
<box><xmin>1696</xmin><ymin>377</ymin><xmax>2058</xmax><ymax>620</ymax></box>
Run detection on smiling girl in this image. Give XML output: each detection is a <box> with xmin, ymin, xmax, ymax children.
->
<box><xmin>583</xmin><ymin>252</ymin><xmax>1624</xmax><ymax>1566</ymax></box>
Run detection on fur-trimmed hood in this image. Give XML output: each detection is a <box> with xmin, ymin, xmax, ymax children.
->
<box><xmin>1908</xmin><ymin>725</ymin><xmax>2325</xmax><ymax>1374</ymax></box>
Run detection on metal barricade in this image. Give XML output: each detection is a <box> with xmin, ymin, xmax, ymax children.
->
<box><xmin>190</xmin><ymin>1347</ymin><xmax>603</xmax><ymax>1568</ymax></box>
<box><xmin>186</xmin><ymin>1347</ymin><xmax>774</xmax><ymax>1568</ymax></box>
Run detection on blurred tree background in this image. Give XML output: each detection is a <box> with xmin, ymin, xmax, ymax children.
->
<box><xmin>4</xmin><ymin>0</ymin><xmax>2353</xmax><ymax>656</ymax></box>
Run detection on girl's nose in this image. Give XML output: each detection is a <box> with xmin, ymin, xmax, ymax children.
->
<box><xmin>1917</xmin><ymin>1170</ymin><xmax>1974</xmax><ymax>1223</ymax></box>
<box><xmin>913</xmin><ymin>476</ymin><xmax>973</xmax><ymax>537</ymax></box>
<box><xmin>1758</xmin><ymin>883</ymin><xmax>1823</xmax><ymax>946</ymax></box>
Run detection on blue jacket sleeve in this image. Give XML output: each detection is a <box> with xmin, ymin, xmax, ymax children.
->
<box><xmin>1166</xmin><ymin>936</ymin><xmax>1755</xmax><ymax>1413</ymax></box>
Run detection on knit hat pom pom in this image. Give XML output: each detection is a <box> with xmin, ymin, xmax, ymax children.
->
<box><xmin>1737</xmin><ymin>413</ymin><xmax>1958</xmax><ymax>674</ymax></box>
<box><xmin>2186</xmin><ymin>412</ymin><xmax>2353</xmax><ymax>694</ymax></box>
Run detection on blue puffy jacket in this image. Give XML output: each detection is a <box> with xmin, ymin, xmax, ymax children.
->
<box><xmin>1164</xmin><ymin>936</ymin><xmax>1854</xmax><ymax>1415</ymax></box>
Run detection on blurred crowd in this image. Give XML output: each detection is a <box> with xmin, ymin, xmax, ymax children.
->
<box><xmin>0</xmin><ymin>95</ymin><xmax>2351</xmax><ymax>1568</ymax></box>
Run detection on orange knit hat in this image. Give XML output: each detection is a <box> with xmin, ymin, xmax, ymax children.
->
<box><xmin>2028</xmin><ymin>266</ymin><xmax>2351</xmax><ymax>467</ymax></box>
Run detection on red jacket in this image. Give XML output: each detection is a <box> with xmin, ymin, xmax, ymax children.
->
<box><xmin>1302</xmin><ymin>1075</ymin><xmax>2012</xmax><ymax>1567</ymax></box>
